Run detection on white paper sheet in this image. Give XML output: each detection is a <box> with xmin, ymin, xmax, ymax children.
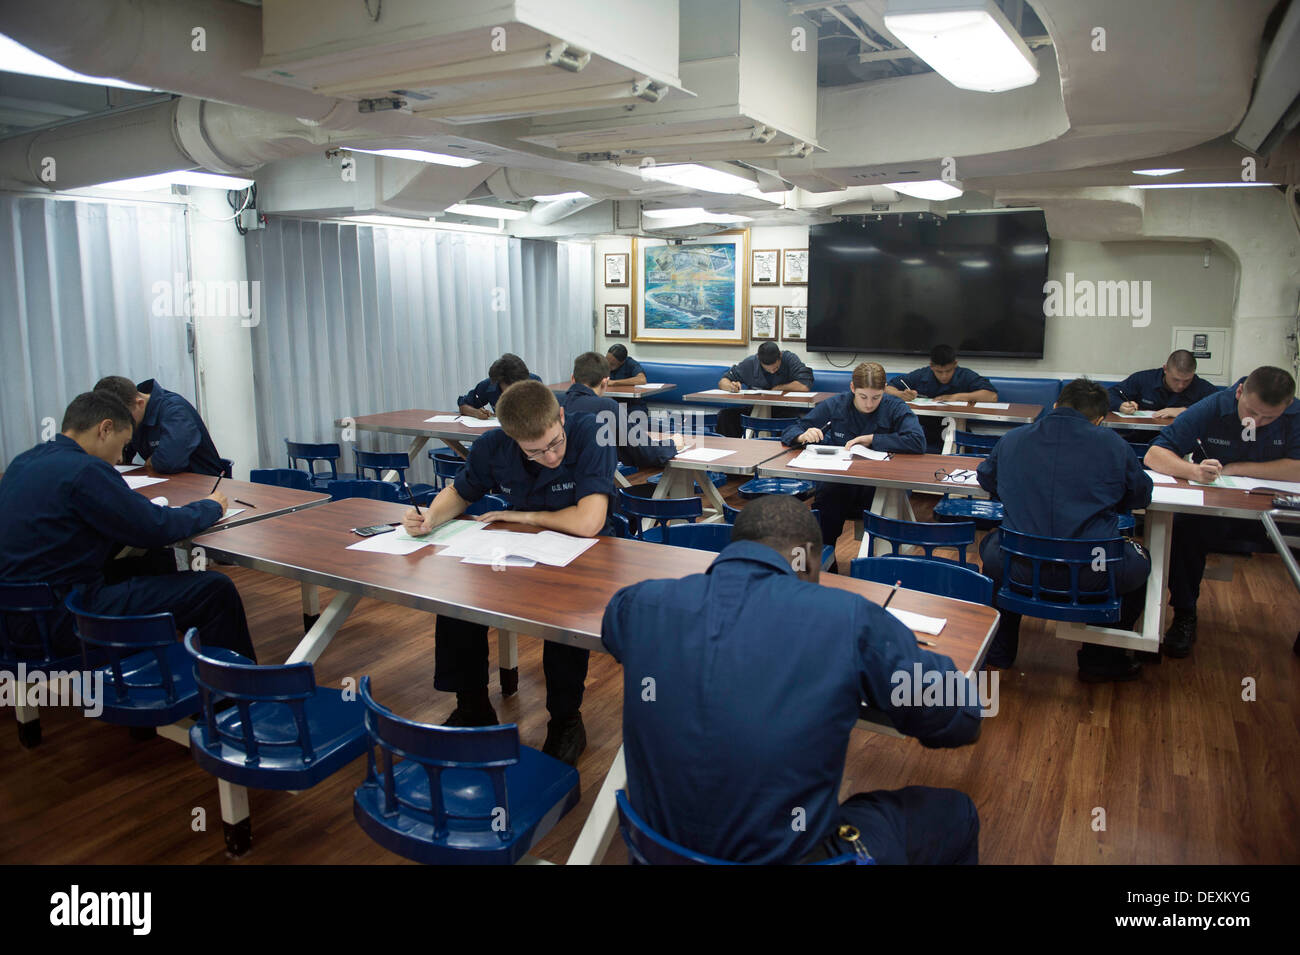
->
<box><xmin>635</xmin><ymin>383</ymin><xmax>664</xmax><ymax>390</ymax></box>
<box><xmin>425</xmin><ymin>414</ymin><xmax>460</xmax><ymax>422</ymax></box>
<box><xmin>436</xmin><ymin>528</ymin><xmax>597</xmax><ymax>567</ymax></box>
<box><xmin>457</xmin><ymin>416</ymin><xmax>500</xmax><ymax>428</ymax></box>
<box><xmin>125</xmin><ymin>475</ymin><xmax>168</xmax><ymax>490</ymax></box>
<box><xmin>887</xmin><ymin>607</ymin><xmax>947</xmax><ymax>636</ymax></box>
<box><xmin>850</xmin><ymin>445</ymin><xmax>890</xmax><ymax>461</ymax></box>
<box><xmin>737</xmin><ymin>389</ymin><xmax>784</xmax><ymax>395</ymax></box>
<box><xmin>1119</xmin><ymin>410</ymin><xmax>1157</xmax><ymax>418</ymax></box>
<box><xmin>697</xmin><ymin>388</ymin><xmax>737</xmax><ymax>395</ymax></box>
<box><xmin>788</xmin><ymin>449</ymin><xmax>853</xmax><ymax>471</ymax></box>
<box><xmin>218</xmin><ymin>507</ymin><xmax>245</xmax><ymax>522</ymax></box>
<box><xmin>675</xmin><ymin>447</ymin><xmax>734</xmax><ymax>463</ymax></box>
<box><xmin>970</xmin><ymin>402</ymin><xmax>1011</xmax><ymax>410</ymax></box>
<box><xmin>1150</xmin><ymin>487</ymin><xmax>1204</xmax><ymax>506</ymax></box>
<box><xmin>1225</xmin><ymin>476</ymin><xmax>1300</xmax><ymax>494</ymax></box>
<box><xmin>114</xmin><ymin>464</ymin><xmax>141</xmax><ymax>473</ymax></box>
<box><xmin>346</xmin><ymin>532</ymin><xmax>433</xmax><ymax>555</ymax></box>
<box><xmin>460</xmin><ymin>554</ymin><xmax>537</xmax><ymax>568</ymax></box>
<box><xmin>1144</xmin><ymin>470</ymin><xmax>1176</xmax><ymax>484</ymax></box>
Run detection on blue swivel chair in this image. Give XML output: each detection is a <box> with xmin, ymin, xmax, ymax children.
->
<box><xmin>0</xmin><ymin>582</ymin><xmax>82</xmax><ymax>747</ymax></box>
<box><xmin>250</xmin><ymin>468</ymin><xmax>312</xmax><ymax>491</ymax></box>
<box><xmin>185</xmin><ymin>631</ymin><xmax>368</xmax><ymax>855</ymax></box>
<box><xmin>352</xmin><ymin>677</ymin><xmax>580</xmax><ymax>864</ymax></box>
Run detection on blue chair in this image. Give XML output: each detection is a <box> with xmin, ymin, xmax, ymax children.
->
<box><xmin>286</xmin><ymin>439</ymin><xmax>353</xmax><ymax>490</ymax></box>
<box><xmin>645</xmin><ymin>469</ymin><xmax>729</xmax><ymax>493</ymax></box>
<box><xmin>327</xmin><ymin>479</ymin><xmax>402</xmax><ymax>503</ymax></box>
<box><xmin>617</xmin><ymin>463</ymin><xmax>639</xmax><ymax>479</ymax></box>
<box><xmin>618</xmin><ymin>484</ymin><xmax>702</xmax><ymax>539</ymax></box>
<box><xmin>428</xmin><ymin>448</ymin><xmax>467</xmax><ymax>490</ymax></box>
<box><xmin>184</xmin><ymin>631</ymin><xmax>368</xmax><ymax>855</ymax></box>
<box><xmin>994</xmin><ymin>530</ymin><xmax>1125</xmax><ymax>623</ymax></box>
<box><xmin>64</xmin><ymin>594</ymin><xmax>200</xmax><ymax>732</ymax></box>
<box><xmin>644</xmin><ymin>522</ymin><xmax>734</xmax><ymax>552</ymax></box>
<box><xmin>738</xmin><ymin>477</ymin><xmax>814</xmax><ymax>500</ymax></box>
<box><xmin>650</xmin><ymin>411</ymin><xmax>718</xmax><ymax>436</ymax></box>
<box><xmin>352</xmin><ymin>677</ymin><xmax>580</xmax><ymax>864</ymax></box>
<box><xmin>218</xmin><ymin>458</ymin><xmax>234</xmax><ymax>479</ymax></box>
<box><xmin>722</xmin><ymin>503</ymin><xmax>741</xmax><ymax>524</ymax></box>
<box><xmin>464</xmin><ymin>493</ymin><xmax>509</xmax><ymax>517</ymax></box>
<box><xmin>0</xmin><ymin>582</ymin><xmax>81</xmax><ymax>747</ymax></box>
<box><xmin>933</xmin><ymin>496</ymin><xmax>1005</xmax><ymax>530</ymax></box>
<box><xmin>953</xmin><ymin>431</ymin><xmax>999</xmax><ymax>456</ymax></box>
<box><xmin>250</xmin><ymin>468</ymin><xmax>312</xmax><ymax>491</ymax></box>
<box><xmin>741</xmin><ymin>414</ymin><xmax>784</xmax><ymax>440</ymax></box>
<box><xmin>354</xmin><ymin>450</ymin><xmax>436</xmax><ymax>506</ymax></box>
<box><xmin>849</xmin><ymin>556</ymin><xmax>994</xmax><ymax>605</ymax></box>
<box><xmin>862</xmin><ymin>513</ymin><xmax>976</xmax><ymax>567</ymax></box>
<box><xmin>615</xmin><ymin>791</ymin><xmax>855</xmax><ymax>865</ymax></box>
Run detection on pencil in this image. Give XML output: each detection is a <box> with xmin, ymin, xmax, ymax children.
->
<box><xmin>404</xmin><ymin>481</ymin><xmax>422</xmax><ymax>515</ymax></box>
<box><xmin>211</xmin><ymin>475</ymin><xmax>222</xmax><ymax>494</ymax></box>
<box><xmin>233</xmin><ymin>498</ymin><xmax>256</xmax><ymax>508</ymax></box>
<box><xmin>881</xmin><ymin>580</ymin><xmax>902</xmax><ymax>609</ymax></box>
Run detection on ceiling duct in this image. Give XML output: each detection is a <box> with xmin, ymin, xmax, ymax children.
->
<box><xmin>520</xmin><ymin>0</ymin><xmax>819</xmax><ymax>166</ymax></box>
<box><xmin>1232</xmin><ymin>0</ymin><xmax>1300</xmax><ymax>155</ymax></box>
<box><xmin>251</xmin><ymin>0</ymin><xmax>688</xmax><ymax>124</ymax></box>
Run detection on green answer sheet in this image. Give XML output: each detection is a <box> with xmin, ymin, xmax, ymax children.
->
<box><xmin>392</xmin><ymin>519</ymin><xmax>484</xmax><ymax>545</ymax></box>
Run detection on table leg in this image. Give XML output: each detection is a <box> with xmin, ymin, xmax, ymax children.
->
<box><xmin>301</xmin><ymin>583</ymin><xmax>321</xmax><ymax>634</ymax></box>
<box><xmin>699</xmin><ymin>476</ymin><xmax>729</xmax><ymax>523</ymax></box>
<box><xmin>284</xmin><ymin>592</ymin><xmax>361</xmax><ymax>664</ymax></box>
<box><xmin>942</xmin><ymin>416</ymin><xmax>967</xmax><ymax>455</ymax></box>
<box><xmin>381</xmin><ymin>436</ymin><xmax>431</xmax><ymax>481</ymax></box>
<box><xmin>566</xmin><ymin>745</ymin><xmax>626</xmax><ymax>865</ymax></box>
<box><xmin>218</xmin><ymin>779</ymin><xmax>251</xmax><ymax>855</ymax></box>
<box><xmin>498</xmin><ymin>630</ymin><xmax>519</xmax><ymax>696</ymax></box>
<box><xmin>14</xmin><ymin>691</ymin><xmax>39</xmax><ymax>748</ymax></box>
<box><xmin>1140</xmin><ymin>509</ymin><xmax>1173</xmax><ymax>647</ymax></box>
<box><xmin>615</xmin><ymin>470</ymin><xmax>632</xmax><ymax>489</ymax></box>
<box><xmin>441</xmin><ymin>439</ymin><xmax>469</xmax><ymax>460</ymax></box>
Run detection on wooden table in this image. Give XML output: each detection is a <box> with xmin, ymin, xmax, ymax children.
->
<box><xmin>648</xmin><ymin>433</ymin><xmax>790</xmax><ymax>520</ymax></box>
<box><xmin>902</xmin><ymin>401</ymin><xmax>1042</xmax><ymax>453</ymax></box>
<box><xmin>548</xmin><ymin>380</ymin><xmax>677</xmax><ymax>401</ymax></box>
<box><xmin>681</xmin><ymin>389</ymin><xmax>838</xmax><ymax>419</ymax></box>
<box><xmin>126</xmin><ymin>467</ymin><xmax>329</xmax><ymax>533</ymax></box>
<box><xmin>194</xmin><ymin>497</ymin><xmax>999</xmax><ymax>865</ymax></box>
<box><xmin>338</xmin><ymin>409</ymin><xmax>498</xmax><ymax>464</ymax></box>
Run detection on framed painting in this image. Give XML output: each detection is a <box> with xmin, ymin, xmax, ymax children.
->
<box><xmin>605</xmin><ymin>304</ymin><xmax>628</xmax><ymax>337</ymax></box>
<box><xmin>782</xmin><ymin>248</ymin><xmax>809</xmax><ymax>285</ymax></box>
<box><xmin>631</xmin><ymin>232</ymin><xmax>750</xmax><ymax>345</ymax></box>
<box><xmin>781</xmin><ymin>305</ymin><xmax>807</xmax><ymax>341</ymax></box>
<box><xmin>751</xmin><ymin>305</ymin><xmax>778</xmax><ymax>340</ymax></box>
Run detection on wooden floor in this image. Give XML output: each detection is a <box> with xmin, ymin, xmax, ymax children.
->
<box><xmin>2</xmin><ymin>483</ymin><xmax>1298</xmax><ymax>865</ymax></box>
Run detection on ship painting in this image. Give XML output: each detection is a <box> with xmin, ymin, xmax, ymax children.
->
<box><xmin>643</xmin><ymin>244</ymin><xmax>737</xmax><ymax>331</ymax></box>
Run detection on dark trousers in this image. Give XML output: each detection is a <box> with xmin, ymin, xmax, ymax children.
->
<box><xmin>814</xmin><ymin>482</ymin><xmax>877</xmax><ymax>548</ymax></box>
<box><xmin>809</xmin><ymin>786</ymin><xmax>979</xmax><ymax>864</ymax></box>
<box><xmin>434</xmin><ymin>614</ymin><xmax>589</xmax><ymax>717</ymax></box>
<box><xmin>919</xmin><ymin>416</ymin><xmax>946</xmax><ymax>454</ymax></box>
<box><xmin>78</xmin><ymin>551</ymin><xmax>256</xmax><ymax>661</ymax></box>
<box><xmin>979</xmin><ymin>529</ymin><xmax>1149</xmax><ymax>667</ymax></box>
<box><xmin>1168</xmin><ymin>514</ymin><xmax>1271</xmax><ymax>612</ymax></box>
<box><xmin>715</xmin><ymin>405</ymin><xmax>801</xmax><ymax>439</ymax></box>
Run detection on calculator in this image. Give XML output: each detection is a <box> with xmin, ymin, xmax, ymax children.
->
<box><xmin>352</xmin><ymin>524</ymin><xmax>398</xmax><ymax>537</ymax></box>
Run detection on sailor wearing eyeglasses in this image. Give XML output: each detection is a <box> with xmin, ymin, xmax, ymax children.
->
<box><xmin>974</xmin><ymin>379</ymin><xmax>1153</xmax><ymax>683</ymax></box>
<box><xmin>780</xmin><ymin>361</ymin><xmax>924</xmax><ymax>556</ymax></box>
<box><xmin>401</xmin><ymin>380</ymin><xmax>617</xmax><ymax>765</ymax></box>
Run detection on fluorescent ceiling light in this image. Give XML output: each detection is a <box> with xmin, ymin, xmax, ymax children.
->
<box><xmin>444</xmin><ymin>202</ymin><xmax>529</xmax><ymax>220</ymax></box>
<box><xmin>0</xmin><ymin>34</ymin><xmax>154</xmax><ymax>90</ymax></box>
<box><xmin>883</xmin><ymin>179</ymin><xmax>964</xmax><ymax>200</ymax></box>
<box><xmin>344</xmin><ymin>215</ymin><xmax>502</xmax><ymax>234</ymax></box>
<box><xmin>637</xmin><ymin>163</ymin><xmax>757</xmax><ymax>195</ymax></box>
<box><xmin>883</xmin><ymin>0</ymin><xmax>1039</xmax><ymax>93</ymax></box>
<box><xmin>98</xmin><ymin>170</ymin><xmax>255</xmax><ymax>191</ymax></box>
<box><xmin>742</xmin><ymin>188</ymin><xmax>789</xmax><ymax>204</ymax></box>
<box><xmin>531</xmin><ymin>191</ymin><xmax>589</xmax><ymax>202</ymax></box>
<box><xmin>643</xmin><ymin>207</ymin><xmax>753</xmax><ymax>225</ymax></box>
<box><xmin>1132</xmin><ymin>168</ymin><xmax>1184</xmax><ymax>177</ymax></box>
<box><xmin>1130</xmin><ymin>182</ymin><xmax>1278</xmax><ymax>189</ymax></box>
<box><xmin>343</xmin><ymin>146</ymin><xmax>480</xmax><ymax>168</ymax></box>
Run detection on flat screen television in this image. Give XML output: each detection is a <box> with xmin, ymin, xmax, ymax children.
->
<box><xmin>806</xmin><ymin>211</ymin><xmax>1050</xmax><ymax>358</ymax></box>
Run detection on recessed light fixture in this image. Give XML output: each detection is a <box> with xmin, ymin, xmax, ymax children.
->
<box><xmin>1131</xmin><ymin>168</ymin><xmax>1185</xmax><ymax>177</ymax></box>
<box><xmin>1130</xmin><ymin>182</ymin><xmax>1278</xmax><ymax>189</ymax></box>
<box><xmin>343</xmin><ymin>147</ymin><xmax>481</xmax><ymax>168</ymax></box>
<box><xmin>643</xmin><ymin>207</ymin><xmax>753</xmax><ymax>223</ymax></box>
<box><xmin>0</xmin><ymin>33</ymin><xmax>154</xmax><ymax>90</ymax></box>
<box><xmin>97</xmin><ymin>171</ymin><xmax>255</xmax><ymax>191</ymax></box>
<box><xmin>882</xmin><ymin>180</ymin><xmax>964</xmax><ymax>200</ymax></box>
<box><xmin>883</xmin><ymin>0</ymin><xmax>1039</xmax><ymax>93</ymax></box>
<box><xmin>444</xmin><ymin>202</ymin><xmax>530</xmax><ymax>221</ymax></box>
<box><xmin>637</xmin><ymin>163</ymin><xmax>757</xmax><ymax>195</ymax></box>
<box><xmin>343</xmin><ymin>215</ymin><xmax>502</xmax><ymax>234</ymax></box>
<box><xmin>531</xmin><ymin>191</ymin><xmax>589</xmax><ymax>202</ymax></box>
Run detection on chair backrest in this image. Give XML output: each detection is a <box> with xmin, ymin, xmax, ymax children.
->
<box><xmin>648</xmin><ymin>410</ymin><xmax>716</xmax><ymax>436</ymax></box>
<box><xmin>184</xmin><ymin>631</ymin><xmax>324</xmax><ymax>764</ymax></box>
<box><xmin>327</xmin><ymin>479</ymin><xmax>402</xmax><ymax>503</ymax></box>
<box><xmin>464</xmin><ymin>493</ymin><xmax>509</xmax><ymax>517</ymax></box>
<box><xmin>953</xmin><ymin>431</ymin><xmax>1000</xmax><ymax>456</ymax></box>
<box><xmin>741</xmin><ymin>414</ymin><xmax>784</xmax><ymax>439</ymax></box>
<box><xmin>614</xmin><ymin>790</ymin><xmax>852</xmax><ymax>865</ymax></box>
<box><xmin>849</xmin><ymin>556</ymin><xmax>994</xmax><ymax>605</ymax></box>
<box><xmin>722</xmin><ymin>503</ymin><xmax>741</xmax><ymax>524</ymax></box>
<box><xmin>354</xmin><ymin>449</ymin><xmax>411</xmax><ymax>483</ymax></box>
<box><xmin>0</xmin><ymin>581</ymin><xmax>61</xmax><ymax>664</ymax></box>
<box><xmin>64</xmin><ymin>593</ymin><xmax>185</xmax><ymax>705</ymax></box>
<box><xmin>617</xmin><ymin>484</ymin><xmax>703</xmax><ymax>539</ymax></box>
<box><xmin>661</xmin><ymin>522</ymin><xmax>733</xmax><ymax>553</ymax></box>
<box><xmin>285</xmin><ymin>439</ymin><xmax>344</xmax><ymax>480</ymax></box>
<box><xmin>428</xmin><ymin>449</ymin><xmax>467</xmax><ymax>488</ymax></box>
<box><xmin>995</xmin><ymin>529</ymin><xmax>1124</xmax><ymax>622</ymax></box>
<box><xmin>250</xmin><ymin>468</ymin><xmax>312</xmax><ymax>491</ymax></box>
<box><xmin>862</xmin><ymin>513</ymin><xmax>976</xmax><ymax>566</ymax></box>
<box><xmin>358</xmin><ymin>676</ymin><xmax>521</xmax><ymax>842</ymax></box>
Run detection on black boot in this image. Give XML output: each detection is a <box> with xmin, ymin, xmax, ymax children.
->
<box><xmin>1163</xmin><ymin>610</ymin><xmax>1197</xmax><ymax>658</ymax></box>
<box><xmin>542</xmin><ymin>712</ymin><xmax>586</xmax><ymax>766</ymax></box>
<box><xmin>443</xmin><ymin>689</ymin><xmax>498</xmax><ymax>727</ymax></box>
<box><xmin>1077</xmin><ymin>644</ymin><xmax>1142</xmax><ymax>683</ymax></box>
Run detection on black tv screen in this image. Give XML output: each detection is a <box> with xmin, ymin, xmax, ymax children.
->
<box><xmin>806</xmin><ymin>211</ymin><xmax>1049</xmax><ymax>358</ymax></box>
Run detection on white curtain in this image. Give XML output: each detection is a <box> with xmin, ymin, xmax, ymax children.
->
<box><xmin>0</xmin><ymin>195</ymin><xmax>193</xmax><ymax>469</ymax></box>
<box><xmin>244</xmin><ymin>218</ymin><xmax>593</xmax><ymax>479</ymax></box>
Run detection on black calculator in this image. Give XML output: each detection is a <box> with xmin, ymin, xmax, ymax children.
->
<box><xmin>352</xmin><ymin>524</ymin><xmax>398</xmax><ymax>537</ymax></box>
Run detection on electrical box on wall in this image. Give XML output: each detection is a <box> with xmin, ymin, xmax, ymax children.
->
<box><xmin>1171</xmin><ymin>327</ymin><xmax>1230</xmax><ymax>382</ymax></box>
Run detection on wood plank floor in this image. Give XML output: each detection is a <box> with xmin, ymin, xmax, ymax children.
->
<box><xmin>2</xmin><ymin>483</ymin><xmax>1297</xmax><ymax>864</ymax></box>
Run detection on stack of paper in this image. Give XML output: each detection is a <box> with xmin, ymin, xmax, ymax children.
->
<box><xmin>635</xmin><ymin>383</ymin><xmax>663</xmax><ymax>390</ymax></box>
<box><xmin>788</xmin><ymin>448</ymin><xmax>853</xmax><ymax>471</ymax></box>
<box><xmin>114</xmin><ymin>464</ymin><xmax>141</xmax><ymax>473</ymax></box>
<box><xmin>424</xmin><ymin>415</ymin><xmax>500</xmax><ymax>427</ymax></box>
<box><xmin>850</xmin><ymin>445</ymin><xmax>890</xmax><ymax>462</ymax></box>
<box><xmin>1144</xmin><ymin>470</ymin><xmax>1176</xmax><ymax>484</ymax></box>
<box><xmin>1150</xmin><ymin>487</ymin><xmax>1204</xmax><ymax>506</ymax></box>
<box><xmin>347</xmin><ymin>533</ymin><xmax>434</xmax><ymax>555</ymax></box>
<box><xmin>125</xmin><ymin>475</ymin><xmax>168</xmax><ymax>490</ymax></box>
<box><xmin>675</xmin><ymin>447</ymin><xmax>734</xmax><ymax>463</ymax></box>
<box><xmin>1120</xmin><ymin>410</ymin><xmax>1158</xmax><ymax>418</ymax></box>
<box><xmin>437</xmin><ymin>529</ymin><xmax>598</xmax><ymax>567</ymax></box>
<box><xmin>970</xmin><ymin>402</ymin><xmax>1011</xmax><ymax>410</ymax></box>
<box><xmin>698</xmin><ymin>388</ymin><xmax>737</xmax><ymax>395</ymax></box>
